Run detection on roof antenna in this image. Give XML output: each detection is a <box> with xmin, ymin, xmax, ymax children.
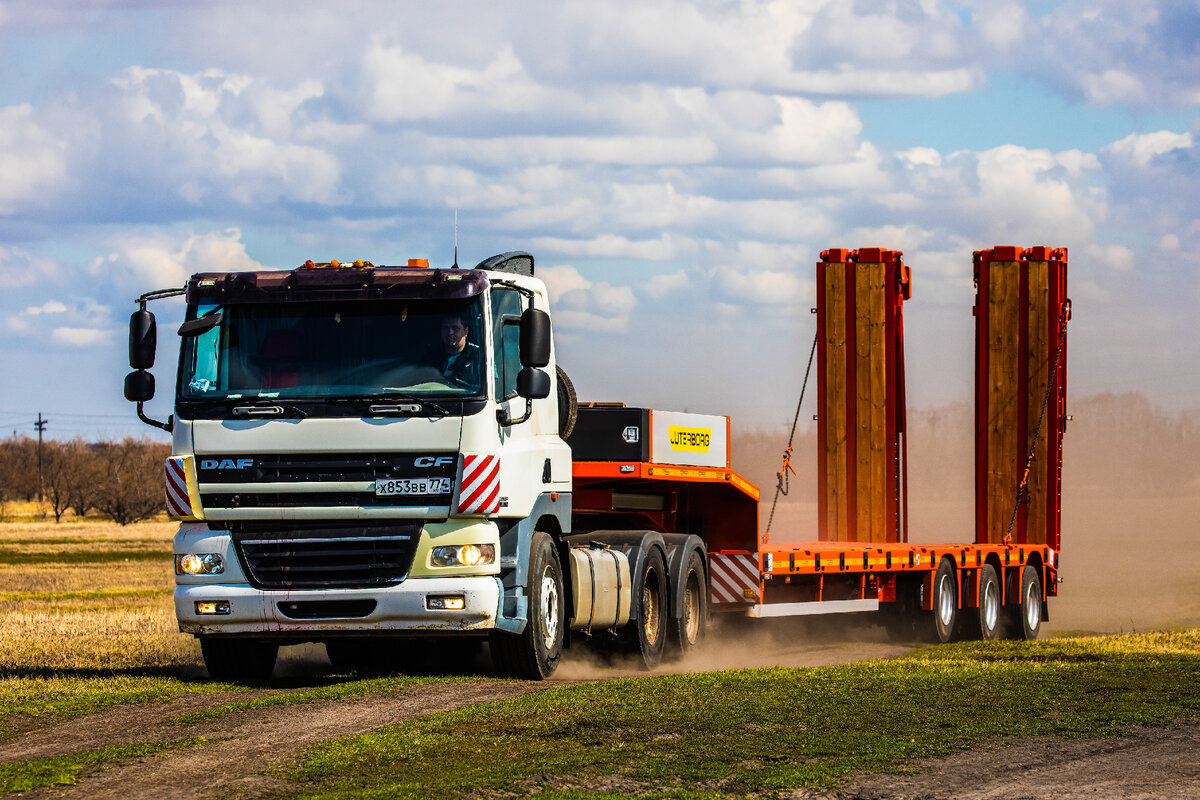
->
<box><xmin>452</xmin><ymin>209</ymin><xmax>459</xmax><ymax>269</ymax></box>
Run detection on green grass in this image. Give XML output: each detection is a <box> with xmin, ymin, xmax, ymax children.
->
<box><xmin>0</xmin><ymin>550</ymin><xmax>172</xmax><ymax>565</ymax></box>
<box><xmin>280</xmin><ymin>631</ymin><xmax>1200</xmax><ymax>799</ymax></box>
<box><xmin>0</xmin><ymin>674</ymin><xmax>250</xmax><ymax>737</ymax></box>
<box><xmin>0</xmin><ymin>739</ymin><xmax>207</xmax><ymax>792</ymax></box>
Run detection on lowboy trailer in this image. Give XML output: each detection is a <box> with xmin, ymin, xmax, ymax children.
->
<box><xmin>123</xmin><ymin>246</ymin><xmax>1067</xmax><ymax>680</ymax></box>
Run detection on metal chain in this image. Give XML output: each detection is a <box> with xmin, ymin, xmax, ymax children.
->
<box><xmin>1003</xmin><ymin>315</ymin><xmax>1068</xmax><ymax>543</ymax></box>
<box><xmin>764</xmin><ymin>331</ymin><xmax>819</xmax><ymax>540</ymax></box>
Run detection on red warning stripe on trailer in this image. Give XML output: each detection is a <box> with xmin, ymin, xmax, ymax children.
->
<box><xmin>709</xmin><ymin>553</ymin><xmax>759</xmax><ymax>604</ymax></box>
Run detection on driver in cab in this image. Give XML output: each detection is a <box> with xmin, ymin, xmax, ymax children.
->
<box><xmin>424</xmin><ymin>312</ymin><xmax>480</xmax><ymax>387</ymax></box>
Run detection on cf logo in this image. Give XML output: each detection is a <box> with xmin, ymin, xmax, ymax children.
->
<box><xmin>414</xmin><ymin>456</ymin><xmax>456</xmax><ymax>468</ymax></box>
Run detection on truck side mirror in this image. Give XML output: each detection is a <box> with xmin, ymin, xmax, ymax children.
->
<box><xmin>519</xmin><ymin>308</ymin><xmax>551</xmax><ymax>368</ymax></box>
<box><xmin>124</xmin><ymin>369</ymin><xmax>155</xmax><ymax>402</ymax></box>
<box><xmin>517</xmin><ymin>367</ymin><xmax>551</xmax><ymax>400</ymax></box>
<box><xmin>129</xmin><ymin>309</ymin><xmax>157</xmax><ymax>369</ymax></box>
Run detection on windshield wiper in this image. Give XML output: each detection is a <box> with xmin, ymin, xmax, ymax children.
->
<box><xmin>230</xmin><ymin>402</ymin><xmax>308</xmax><ymax>418</ymax></box>
<box><xmin>366</xmin><ymin>395</ymin><xmax>451</xmax><ymax>417</ymax></box>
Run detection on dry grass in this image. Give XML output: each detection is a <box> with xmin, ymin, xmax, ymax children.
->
<box><xmin>0</xmin><ymin>520</ymin><xmax>198</xmax><ymax>674</ymax></box>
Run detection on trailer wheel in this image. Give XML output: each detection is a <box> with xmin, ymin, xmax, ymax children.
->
<box><xmin>556</xmin><ymin>366</ymin><xmax>577</xmax><ymax>440</ymax></box>
<box><xmin>200</xmin><ymin>638</ymin><xmax>278</xmax><ymax>682</ymax></box>
<box><xmin>626</xmin><ymin>547</ymin><xmax>668</xmax><ymax>669</ymax></box>
<box><xmin>977</xmin><ymin>565</ymin><xmax>1003</xmax><ymax>641</ymax></box>
<box><xmin>921</xmin><ymin>558</ymin><xmax>958</xmax><ymax>643</ymax></box>
<box><xmin>490</xmin><ymin>531</ymin><xmax>564</xmax><ymax>679</ymax></box>
<box><xmin>668</xmin><ymin>550</ymin><xmax>707</xmax><ymax>658</ymax></box>
<box><xmin>1016</xmin><ymin>564</ymin><xmax>1043</xmax><ymax>640</ymax></box>
<box><xmin>1000</xmin><ymin>564</ymin><xmax>1044</xmax><ymax>641</ymax></box>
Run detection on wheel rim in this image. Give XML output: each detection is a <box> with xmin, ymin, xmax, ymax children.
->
<box><xmin>540</xmin><ymin>565</ymin><xmax>560</xmax><ymax>649</ymax></box>
<box><xmin>982</xmin><ymin>580</ymin><xmax>999</xmax><ymax>631</ymax></box>
<box><xmin>1025</xmin><ymin>581</ymin><xmax>1041</xmax><ymax>631</ymax></box>
<box><xmin>642</xmin><ymin>570</ymin><xmax>661</xmax><ymax>646</ymax></box>
<box><xmin>937</xmin><ymin>574</ymin><xmax>955</xmax><ymax>626</ymax></box>
<box><xmin>682</xmin><ymin>574</ymin><xmax>701</xmax><ymax>645</ymax></box>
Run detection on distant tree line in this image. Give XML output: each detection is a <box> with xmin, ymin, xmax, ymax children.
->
<box><xmin>0</xmin><ymin>436</ymin><xmax>170</xmax><ymax>524</ymax></box>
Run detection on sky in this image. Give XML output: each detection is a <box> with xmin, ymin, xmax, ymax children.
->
<box><xmin>0</xmin><ymin>0</ymin><xmax>1196</xmax><ymax>441</ymax></box>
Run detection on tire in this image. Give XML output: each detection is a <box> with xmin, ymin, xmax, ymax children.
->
<box><xmin>490</xmin><ymin>531</ymin><xmax>565</xmax><ymax>679</ymax></box>
<box><xmin>556</xmin><ymin>366</ymin><xmax>577</xmax><ymax>440</ymax></box>
<box><xmin>1016</xmin><ymin>564</ymin><xmax>1043</xmax><ymax>640</ymax></box>
<box><xmin>920</xmin><ymin>558</ymin><xmax>958</xmax><ymax>644</ymax></box>
<box><xmin>668</xmin><ymin>551</ymin><xmax>707</xmax><ymax>659</ymax></box>
<box><xmin>1001</xmin><ymin>564</ymin><xmax>1044</xmax><ymax>641</ymax></box>
<box><xmin>624</xmin><ymin>547</ymin><xmax>668</xmax><ymax>669</ymax></box>
<box><xmin>977</xmin><ymin>564</ymin><xmax>1003</xmax><ymax>641</ymax></box>
<box><xmin>200</xmin><ymin>638</ymin><xmax>278</xmax><ymax>682</ymax></box>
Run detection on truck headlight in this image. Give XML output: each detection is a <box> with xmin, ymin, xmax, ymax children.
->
<box><xmin>176</xmin><ymin>553</ymin><xmax>224</xmax><ymax>575</ymax></box>
<box><xmin>431</xmin><ymin>544</ymin><xmax>495</xmax><ymax>568</ymax></box>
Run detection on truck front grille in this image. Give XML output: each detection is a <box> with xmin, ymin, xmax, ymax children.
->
<box><xmin>230</xmin><ymin>522</ymin><xmax>420</xmax><ymax>589</ymax></box>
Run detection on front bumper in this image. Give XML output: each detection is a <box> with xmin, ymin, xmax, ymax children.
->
<box><xmin>175</xmin><ymin>576</ymin><xmax>502</xmax><ymax>637</ymax></box>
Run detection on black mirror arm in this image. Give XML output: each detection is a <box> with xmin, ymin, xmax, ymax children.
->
<box><xmin>136</xmin><ymin>402</ymin><xmax>173</xmax><ymax>433</ymax></box>
<box><xmin>496</xmin><ymin>399</ymin><xmax>534</xmax><ymax>427</ymax></box>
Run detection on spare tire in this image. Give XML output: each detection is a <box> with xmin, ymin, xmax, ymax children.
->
<box><xmin>556</xmin><ymin>365</ymin><xmax>577</xmax><ymax>440</ymax></box>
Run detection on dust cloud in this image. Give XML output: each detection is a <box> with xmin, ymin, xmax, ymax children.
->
<box><xmin>733</xmin><ymin>391</ymin><xmax>1200</xmax><ymax>637</ymax></box>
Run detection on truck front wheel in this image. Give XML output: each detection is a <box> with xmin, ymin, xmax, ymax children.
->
<box><xmin>200</xmin><ymin>637</ymin><xmax>278</xmax><ymax>682</ymax></box>
<box><xmin>490</xmin><ymin>531</ymin><xmax>564</xmax><ymax>680</ymax></box>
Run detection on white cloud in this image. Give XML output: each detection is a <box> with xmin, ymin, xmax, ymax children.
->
<box><xmin>644</xmin><ymin>270</ymin><xmax>689</xmax><ymax>299</ymax></box>
<box><xmin>532</xmin><ymin>234</ymin><xmax>677</xmax><ymax>261</ymax></box>
<box><xmin>23</xmin><ymin>300</ymin><xmax>68</xmax><ymax>315</ymax></box>
<box><xmin>0</xmin><ymin>246</ymin><xmax>60</xmax><ymax>288</ymax></box>
<box><xmin>538</xmin><ymin>264</ymin><xmax>637</xmax><ymax>332</ymax></box>
<box><xmin>101</xmin><ymin>228</ymin><xmax>264</xmax><ymax>287</ymax></box>
<box><xmin>713</xmin><ymin>266</ymin><xmax>806</xmax><ymax>306</ymax></box>
<box><xmin>0</xmin><ymin>104</ymin><xmax>68</xmax><ymax>213</ymax></box>
<box><xmin>51</xmin><ymin>327</ymin><xmax>112</xmax><ymax>347</ymax></box>
<box><xmin>1103</xmin><ymin>130</ymin><xmax>1193</xmax><ymax>167</ymax></box>
<box><xmin>1085</xmin><ymin>243</ymin><xmax>1136</xmax><ymax>272</ymax></box>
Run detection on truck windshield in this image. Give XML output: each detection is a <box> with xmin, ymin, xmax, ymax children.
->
<box><xmin>179</xmin><ymin>297</ymin><xmax>485</xmax><ymax>400</ymax></box>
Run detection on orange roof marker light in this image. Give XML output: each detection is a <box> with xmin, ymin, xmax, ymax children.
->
<box><xmin>408</xmin><ymin>258</ymin><xmax>430</xmax><ymax>268</ymax></box>
<box><xmin>298</xmin><ymin>259</ymin><xmax>374</xmax><ymax>270</ymax></box>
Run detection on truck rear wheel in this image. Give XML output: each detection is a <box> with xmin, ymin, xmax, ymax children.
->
<box><xmin>490</xmin><ymin>531</ymin><xmax>564</xmax><ymax>680</ymax></box>
<box><xmin>200</xmin><ymin>637</ymin><xmax>278</xmax><ymax>682</ymax></box>
<box><xmin>668</xmin><ymin>550</ymin><xmax>706</xmax><ymax>658</ymax></box>
<box><xmin>625</xmin><ymin>546</ymin><xmax>668</xmax><ymax>669</ymax></box>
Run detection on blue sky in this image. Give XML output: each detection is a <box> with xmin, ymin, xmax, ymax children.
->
<box><xmin>0</xmin><ymin>0</ymin><xmax>1197</xmax><ymax>440</ymax></box>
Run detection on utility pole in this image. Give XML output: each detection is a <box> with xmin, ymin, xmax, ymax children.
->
<box><xmin>35</xmin><ymin>413</ymin><xmax>47</xmax><ymax>502</ymax></box>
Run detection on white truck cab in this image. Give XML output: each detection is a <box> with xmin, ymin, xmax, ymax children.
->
<box><xmin>125</xmin><ymin>253</ymin><xmax>579</xmax><ymax>679</ymax></box>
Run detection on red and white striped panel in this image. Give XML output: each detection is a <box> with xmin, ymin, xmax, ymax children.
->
<box><xmin>709</xmin><ymin>553</ymin><xmax>760</xmax><ymax>605</ymax></box>
<box><xmin>457</xmin><ymin>454</ymin><xmax>500</xmax><ymax>515</ymax></box>
<box><xmin>165</xmin><ymin>456</ymin><xmax>192</xmax><ymax>518</ymax></box>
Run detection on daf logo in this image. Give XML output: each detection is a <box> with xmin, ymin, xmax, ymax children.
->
<box><xmin>201</xmin><ymin>458</ymin><xmax>253</xmax><ymax>470</ymax></box>
<box><xmin>414</xmin><ymin>456</ymin><xmax>456</xmax><ymax>468</ymax></box>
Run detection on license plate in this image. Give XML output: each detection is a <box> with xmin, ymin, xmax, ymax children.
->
<box><xmin>375</xmin><ymin>477</ymin><xmax>453</xmax><ymax>496</ymax></box>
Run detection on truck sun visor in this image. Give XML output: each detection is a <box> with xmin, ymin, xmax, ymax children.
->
<box><xmin>186</xmin><ymin>268</ymin><xmax>489</xmax><ymax>305</ymax></box>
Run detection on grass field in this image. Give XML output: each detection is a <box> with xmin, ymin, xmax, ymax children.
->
<box><xmin>278</xmin><ymin>631</ymin><xmax>1200</xmax><ymax>799</ymax></box>
<box><xmin>3</xmin><ymin>512</ymin><xmax>1200</xmax><ymax>797</ymax></box>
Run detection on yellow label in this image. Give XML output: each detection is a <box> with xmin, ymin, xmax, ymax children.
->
<box><xmin>668</xmin><ymin>425</ymin><xmax>712</xmax><ymax>452</ymax></box>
